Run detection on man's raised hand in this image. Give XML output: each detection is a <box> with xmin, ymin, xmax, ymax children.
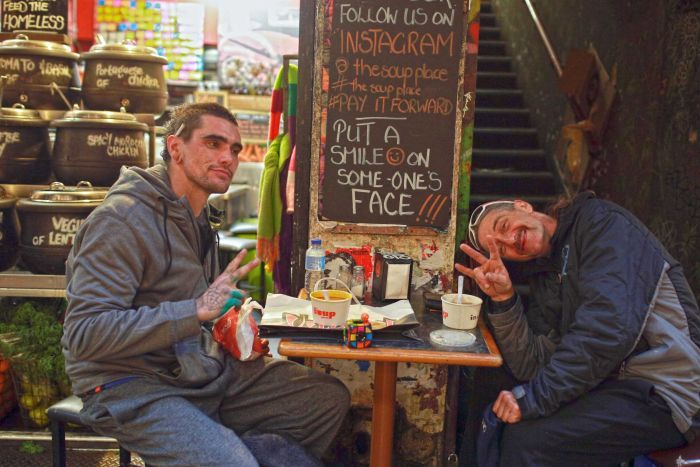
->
<box><xmin>195</xmin><ymin>249</ymin><xmax>261</xmax><ymax>322</ymax></box>
<box><xmin>455</xmin><ymin>236</ymin><xmax>514</xmax><ymax>302</ymax></box>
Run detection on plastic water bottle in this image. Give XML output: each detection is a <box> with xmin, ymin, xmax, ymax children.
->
<box><xmin>304</xmin><ymin>238</ymin><xmax>326</xmax><ymax>293</ymax></box>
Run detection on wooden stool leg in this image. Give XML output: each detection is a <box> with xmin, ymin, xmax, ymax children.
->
<box><xmin>119</xmin><ymin>446</ymin><xmax>131</xmax><ymax>467</ymax></box>
<box><xmin>50</xmin><ymin>419</ymin><xmax>67</xmax><ymax>467</ymax></box>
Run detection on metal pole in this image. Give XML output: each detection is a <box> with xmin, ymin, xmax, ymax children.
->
<box><xmin>523</xmin><ymin>0</ymin><xmax>563</xmax><ymax>77</ymax></box>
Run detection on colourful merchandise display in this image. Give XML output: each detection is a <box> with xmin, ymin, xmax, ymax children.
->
<box><xmin>94</xmin><ymin>0</ymin><xmax>204</xmax><ymax>82</ymax></box>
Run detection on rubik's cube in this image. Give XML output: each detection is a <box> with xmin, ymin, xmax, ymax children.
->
<box><xmin>343</xmin><ymin>315</ymin><xmax>373</xmax><ymax>349</ymax></box>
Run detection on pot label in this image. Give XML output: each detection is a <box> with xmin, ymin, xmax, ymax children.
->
<box><xmin>86</xmin><ymin>132</ymin><xmax>145</xmax><ymax>159</ymax></box>
<box><xmin>94</xmin><ymin>64</ymin><xmax>161</xmax><ymax>90</ymax></box>
<box><xmin>31</xmin><ymin>216</ymin><xmax>85</xmax><ymax>247</ymax></box>
<box><xmin>0</xmin><ymin>131</ymin><xmax>21</xmax><ymax>157</ymax></box>
<box><xmin>0</xmin><ymin>57</ymin><xmax>72</xmax><ymax>84</ymax></box>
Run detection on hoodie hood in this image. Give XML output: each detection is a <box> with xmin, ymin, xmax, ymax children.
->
<box><xmin>108</xmin><ymin>164</ymin><xmax>192</xmax><ymax>220</ymax></box>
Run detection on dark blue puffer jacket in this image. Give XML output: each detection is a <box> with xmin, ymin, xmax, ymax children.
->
<box><xmin>487</xmin><ymin>192</ymin><xmax>700</xmax><ymax>439</ymax></box>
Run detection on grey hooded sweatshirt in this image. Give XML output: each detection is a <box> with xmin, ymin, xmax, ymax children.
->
<box><xmin>62</xmin><ymin>164</ymin><xmax>226</xmax><ymax>396</ymax></box>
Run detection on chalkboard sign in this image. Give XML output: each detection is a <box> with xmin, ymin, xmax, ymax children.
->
<box><xmin>319</xmin><ymin>0</ymin><xmax>464</xmax><ymax>229</ymax></box>
<box><xmin>1</xmin><ymin>0</ymin><xmax>68</xmax><ymax>34</ymax></box>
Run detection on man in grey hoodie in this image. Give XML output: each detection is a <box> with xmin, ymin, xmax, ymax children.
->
<box><xmin>61</xmin><ymin>103</ymin><xmax>350</xmax><ymax>466</ymax></box>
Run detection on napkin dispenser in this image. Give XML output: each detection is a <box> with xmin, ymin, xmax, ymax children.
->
<box><xmin>372</xmin><ymin>251</ymin><xmax>413</xmax><ymax>301</ymax></box>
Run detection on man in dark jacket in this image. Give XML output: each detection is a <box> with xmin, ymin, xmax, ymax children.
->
<box><xmin>62</xmin><ymin>103</ymin><xmax>350</xmax><ymax>466</ymax></box>
<box><xmin>456</xmin><ymin>192</ymin><xmax>700</xmax><ymax>466</ymax></box>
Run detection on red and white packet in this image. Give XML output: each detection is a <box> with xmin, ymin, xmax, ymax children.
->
<box><xmin>213</xmin><ymin>297</ymin><xmax>266</xmax><ymax>361</ymax></box>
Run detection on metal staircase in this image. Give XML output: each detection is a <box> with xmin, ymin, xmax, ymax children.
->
<box><xmin>471</xmin><ymin>2</ymin><xmax>561</xmax><ymax>215</ymax></box>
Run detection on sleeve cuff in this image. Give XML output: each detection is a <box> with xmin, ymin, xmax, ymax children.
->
<box><xmin>170</xmin><ymin>298</ymin><xmax>202</xmax><ymax>341</ymax></box>
<box><xmin>489</xmin><ymin>294</ymin><xmax>518</xmax><ymax>314</ymax></box>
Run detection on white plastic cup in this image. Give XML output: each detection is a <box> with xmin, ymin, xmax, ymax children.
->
<box><xmin>441</xmin><ymin>293</ymin><xmax>482</xmax><ymax>330</ymax></box>
<box><xmin>310</xmin><ymin>289</ymin><xmax>352</xmax><ymax>327</ymax></box>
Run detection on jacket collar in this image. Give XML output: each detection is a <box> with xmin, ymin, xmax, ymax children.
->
<box><xmin>523</xmin><ymin>191</ymin><xmax>596</xmax><ymax>275</ymax></box>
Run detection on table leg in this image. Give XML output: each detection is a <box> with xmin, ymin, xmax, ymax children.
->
<box><xmin>371</xmin><ymin>361</ymin><xmax>398</xmax><ymax>467</ymax></box>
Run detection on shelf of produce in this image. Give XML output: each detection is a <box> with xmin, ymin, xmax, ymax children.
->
<box><xmin>0</xmin><ymin>273</ymin><xmax>66</xmax><ymax>298</ymax></box>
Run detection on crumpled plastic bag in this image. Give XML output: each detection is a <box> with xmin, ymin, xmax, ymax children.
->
<box><xmin>213</xmin><ymin>297</ymin><xmax>266</xmax><ymax>361</ymax></box>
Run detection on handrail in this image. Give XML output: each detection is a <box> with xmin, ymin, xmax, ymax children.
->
<box><xmin>523</xmin><ymin>0</ymin><xmax>563</xmax><ymax>77</ymax></box>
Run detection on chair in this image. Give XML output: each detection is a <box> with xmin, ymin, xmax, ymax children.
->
<box><xmin>47</xmin><ymin>396</ymin><xmax>136</xmax><ymax>467</ymax></box>
<box><xmin>643</xmin><ymin>437</ymin><xmax>700</xmax><ymax>466</ymax></box>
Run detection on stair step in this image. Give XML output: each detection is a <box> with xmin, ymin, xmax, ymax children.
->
<box><xmin>478</xmin><ymin>40</ymin><xmax>507</xmax><ymax>56</ymax></box>
<box><xmin>469</xmin><ymin>194</ymin><xmax>557</xmax><ymax>212</ymax></box>
<box><xmin>475</xmin><ymin>108</ymin><xmax>531</xmax><ymax>127</ymax></box>
<box><xmin>477</xmin><ymin>71</ymin><xmax>518</xmax><ymax>89</ymax></box>
<box><xmin>480</xmin><ymin>13</ymin><xmax>497</xmax><ymax>27</ymax></box>
<box><xmin>480</xmin><ymin>2</ymin><xmax>493</xmax><ymax>14</ymax></box>
<box><xmin>477</xmin><ymin>56</ymin><xmax>511</xmax><ymax>72</ymax></box>
<box><xmin>473</xmin><ymin>127</ymin><xmax>539</xmax><ymax>149</ymax></box>
<box><xmin>480</xmin><ymin>26</ymin><xmax>501</xmax><ymax>41</ymax></box>
<box><xmin>472</xmin><ymin>148</ymin><xmax>548</xmax><ymax>170</ymax></box>
<box><xmin>476</xmin><ymin>89</ymin><xmax>524</xmax><ymax>108</ymax></box>
<box><xmin>471</xmin><ymin>169</ymin><xmax>556</xmax><ymax>195</ymax></box>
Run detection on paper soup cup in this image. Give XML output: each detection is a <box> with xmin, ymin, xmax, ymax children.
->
<box><xmin>441</xmin><ymin>293</ymin><xmax>482</xmax><ymax>330</ymax></box>
<box><xmin>310</xmin><ymin>289</ymin><xmax>352</xmax><ymax>327</ymax></box>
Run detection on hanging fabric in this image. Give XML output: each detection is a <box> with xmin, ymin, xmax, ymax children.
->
<box><xmin>259</xmin><ymin>62</ymin><xmax>298</xmax><ymax>294</ymax></box>
<box><xmin>257</xmin><ymin>133</ymin><xmax>292</xmax><ymax>267</ymax></box>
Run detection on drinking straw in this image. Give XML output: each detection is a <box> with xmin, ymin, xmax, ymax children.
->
<box><xmin>457</xmin><ymin>275</ymin><xmax>464</xmax><ymax>304</ymax></box>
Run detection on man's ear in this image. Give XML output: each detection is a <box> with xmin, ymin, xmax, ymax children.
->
<box><xmin>166</xmin><ymin>135</ymin><xmax>181</xmax><ymax>163</ymax></box>
<box><xmin>513</xmin><ymin>200</ymin><xmax>533</xmax><ymax>213</ymax></box>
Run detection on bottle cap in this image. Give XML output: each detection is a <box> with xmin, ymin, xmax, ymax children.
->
<box><xmin>311</xmin><ymin>238</ymin><xmax>322</xmax><ymax>246</ymax></box>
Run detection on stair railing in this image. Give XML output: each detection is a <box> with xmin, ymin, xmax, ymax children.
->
<box><xmin>523</xmin><ymin>0</ymin><xmax>563</xmax><ymax>78</ymax></box>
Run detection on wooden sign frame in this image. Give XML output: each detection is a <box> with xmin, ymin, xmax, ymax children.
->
<box><xmin>310</xmin><ymin>0</ymin><xmax>466</xmax><ymax>233</ymax></box>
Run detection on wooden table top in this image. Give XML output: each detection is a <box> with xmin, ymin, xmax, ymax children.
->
<box><xmin>278</xmin><ymin>319</ymin><xmax>502</xmax><ymax>367</ymax></box>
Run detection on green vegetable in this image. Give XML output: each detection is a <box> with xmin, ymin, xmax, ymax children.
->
<box><xmin>0</xmin><ymin>298</ymin><xmax>69</xmax><ymax>391</ymax></box>
<box><xmin>19</xmin><ymin>441</ymin><xmax>45</xmax><ymax>454</ymax></box>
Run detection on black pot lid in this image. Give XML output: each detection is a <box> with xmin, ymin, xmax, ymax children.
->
<box><xmin>63</xmin><ymin>108</ymin><xmax>136</xmax><ymax>121</ymax></box>
<box><xmin>53</xmin><ymin>108</ymin><xmax>148</xmax><ymax>130</ymax></box>
<box><xmin>28</xmin><ymin>181</ymin><xmax>107</xmax><ymax>203</ymax></box>
<box><xmin>83</xmin><ymin>42</ymin><xmax>168</xmax><ymax>64</ymax></box>
<box><xmin>0</xmin><ymin>34</ymin><xmax>79</xmax><ymax>60</ymax></box>
<box><xmin>0</xmin><ymin>103</ymin><xmax>44</xmax><ymax>122</ymax></box>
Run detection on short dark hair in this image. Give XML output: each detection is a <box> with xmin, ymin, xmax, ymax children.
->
<box><xmin>160</xmin><ymin>102</ymin><xmax>238</xmax><ymax>162</ymax></box>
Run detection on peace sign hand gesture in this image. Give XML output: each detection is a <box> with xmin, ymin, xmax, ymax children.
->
<box><xmin>455</xmin><ymin>236</ymin><xmax>514</xmax><ymax>302</ymax></box>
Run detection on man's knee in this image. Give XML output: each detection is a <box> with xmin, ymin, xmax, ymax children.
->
<box><xmin>318</xmin><ymin>376</ymin><xmax>351</xmax><ymax>417</ymax></box>
<box><xmin>500</xmin><ymin>421</ymin><xmax>549</xmax><ymax>464</ymax></box>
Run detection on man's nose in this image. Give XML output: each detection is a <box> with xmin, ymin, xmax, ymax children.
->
<box><xmin>493</xmin><ymin>232</ymin><xmax>515</xmax><ymax>245</ymax></box>
<box><xmin>220</xmin><ymin>150</ymin><xmax>236</xmax><ymax>166</ymax></box>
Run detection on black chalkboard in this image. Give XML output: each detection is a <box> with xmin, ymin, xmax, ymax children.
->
<box><xmin>1</xmin><ymin>0</ymin><xmax>68</xmax><ymax>34</ymax></box>
<box><xmin>319</xmin><ymin>0</ymin><xmax>464</xmax><ymax>229</ymax></box>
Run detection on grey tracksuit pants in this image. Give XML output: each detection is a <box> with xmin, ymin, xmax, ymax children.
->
<box><xmin>79</xmin><ymin>357</ymin><xmax>350</xmax><ymax>467</ymax></box>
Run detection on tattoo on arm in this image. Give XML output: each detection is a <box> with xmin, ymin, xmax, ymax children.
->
<box><xmin>197</xmin><ymin>284</ymin><xmax>228</xmax><ymax>314</ymax></box>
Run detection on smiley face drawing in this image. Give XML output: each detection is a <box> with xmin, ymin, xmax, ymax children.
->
<box><xmin>386</xmin><ymin>147</ymin><xmax>405</xmax><ymax>166</ymax></box>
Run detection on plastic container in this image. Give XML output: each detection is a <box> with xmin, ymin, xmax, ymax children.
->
<box><xmin>304</xmin><ymin>238</ymin><xmax>325</xmax><ymax>293</ymax></box>
<box><xmin>351</xmin><ymin>265</ymin><xmax>366</xmax><ymax>301</ymax></box>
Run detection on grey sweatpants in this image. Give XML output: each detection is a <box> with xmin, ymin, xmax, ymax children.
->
<box><xmin>79</xmin><ymin>357</ymin><xmax>350</xmax><ymax>467</ymax></box>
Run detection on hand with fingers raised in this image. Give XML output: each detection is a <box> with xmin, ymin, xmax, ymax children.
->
<box><xmin>195</xmin><ymin>249</ymin><xmax>261</xmax><ymax>322</ymax></box>
<box><xmin>455</xmin><ymin>236</ymin><xmax>515</xmax><ymax>302</ymax></box>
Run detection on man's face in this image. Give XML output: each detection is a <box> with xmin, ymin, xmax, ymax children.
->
<box><xmin>477</xmin><ymin>202</ymin><xmax>552</xmax><ymax>262</ymax></box>
<box><xmin>174</xmin><ymin>115</ymin><xmax>242</xmax><ymax>195</ymax></box>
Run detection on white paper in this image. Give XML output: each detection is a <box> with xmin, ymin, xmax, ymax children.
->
<box><xmin>262</xmin><ymin>293</ymin><xmax>414</xmax><ymax>323</ymax></box>
<box><xmin>385</xmin><ymin>263</ymin><xmax>411</xmax><ymax>299</ymax></box>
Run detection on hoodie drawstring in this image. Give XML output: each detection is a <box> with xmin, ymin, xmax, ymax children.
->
<box><xmin>159</xmin><ymin>197</ymin><xmax>173</xmax><ymax>277</ymax></box>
